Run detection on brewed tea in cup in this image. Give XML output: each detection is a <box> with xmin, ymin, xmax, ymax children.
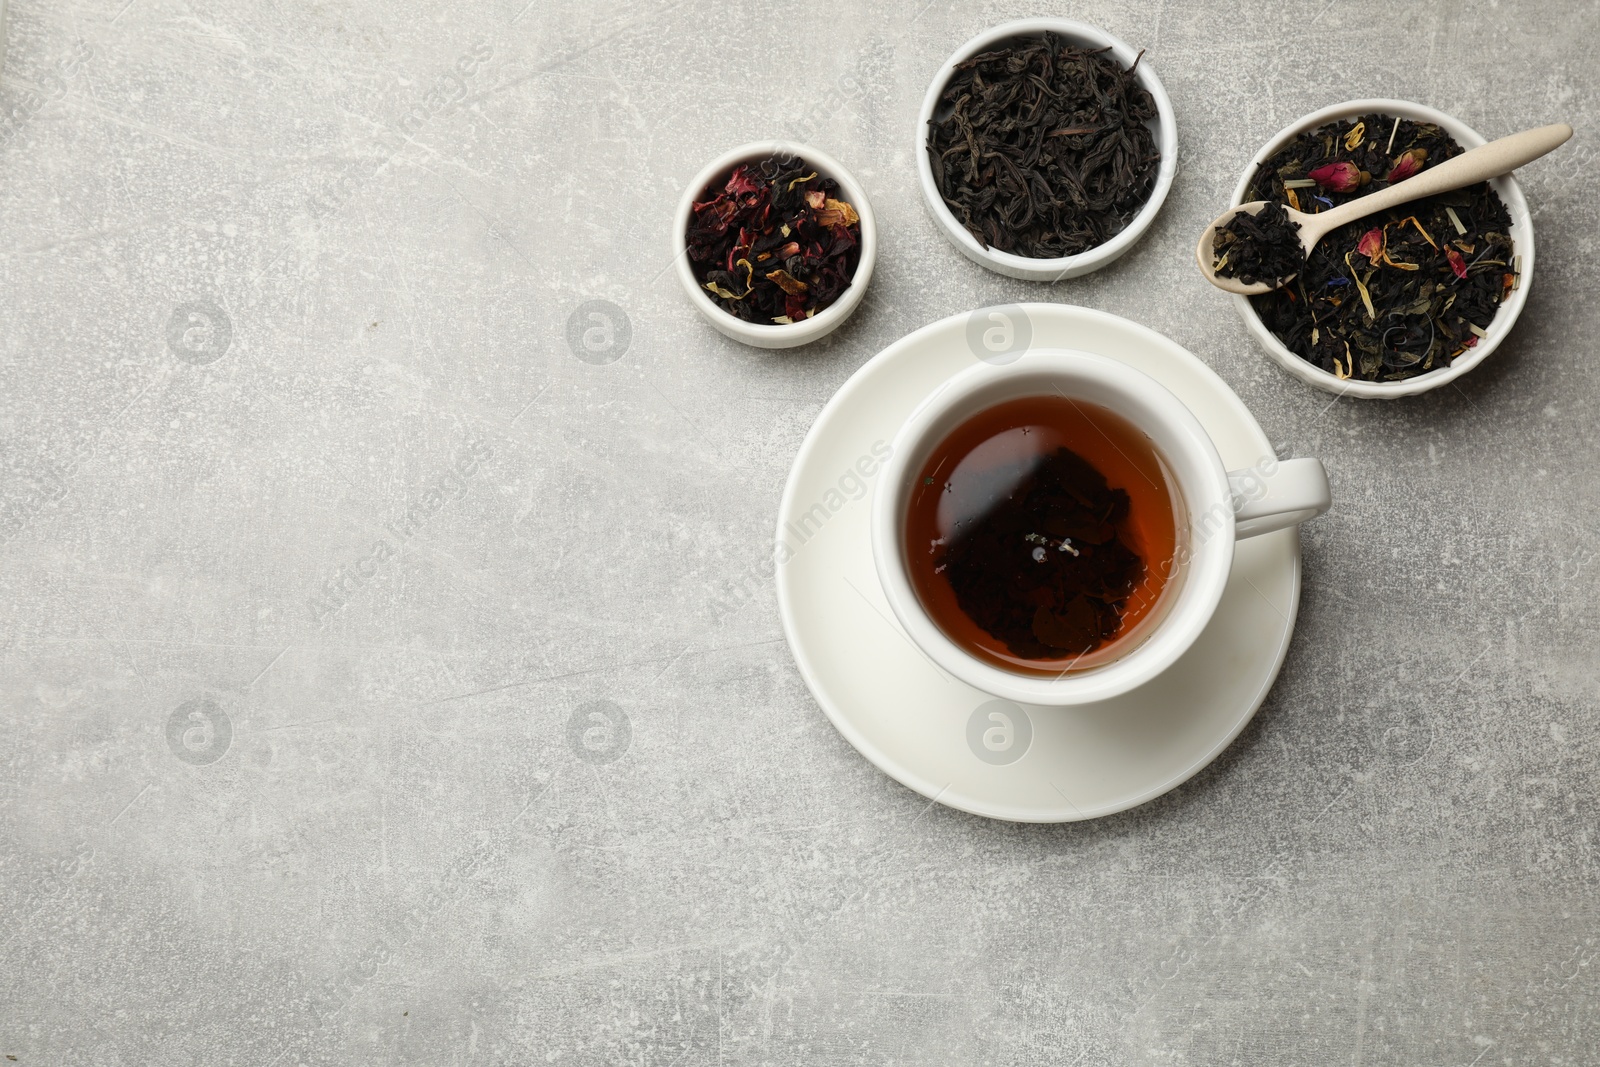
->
<box><xmin>872</xmin><ymin>349</ymin><xmax>1330</xmax><ymax>707</ymax></box>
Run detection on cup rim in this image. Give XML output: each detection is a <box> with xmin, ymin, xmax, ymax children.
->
<box><xmin>673</xmin><ymin>139</ymin><xmax>877</xmax><ymax>349</ymax></box>
<box><xmin>870</xmin><ymin>348</ymin><xmax>1235</xmax><ymax>706</ymax></box>
<box><xmin>1228</xmin><ymin>98</ymin><xmax>1534</xmax><ymax>398</ymax></box>
<box><xmin>914</xmin><ymin>18</ymin><xmax>1178</xmax><ymax>281</ymax></box>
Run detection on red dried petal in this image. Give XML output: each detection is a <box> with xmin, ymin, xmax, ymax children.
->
<box><xmin>724</xmin><ymin>165</ymin><xmax>762</xmax><ymax>197</ymax></box>
<box><xmin>826</xmin><ymin>223</ymin><xmax>857</xmax><ymax>258</ymax></box>
<box><xmin>691</xmin><ymin>197</ymin><xmax>740</xmax><ymax>235</ymax></box>
<box><xmin>1446</xmin><ymin>248</ymin><xmax>1468</xmax><ymax>279</ymax></box>
<box><xmin>1357</xmin><ymin>227</ymin><xmax>1384</xmax><ymax>264</ymax></box>
<box><xmin>1308</xmin><ymin>161</ymin><xmax>1363</xmax><ymax>193</ymax></box>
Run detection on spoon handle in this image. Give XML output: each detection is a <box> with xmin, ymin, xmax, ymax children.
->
<box><xmin>1308</xmin><ymin>123</ymin><xmax>1573</xmax><ymax>237</ymax></box>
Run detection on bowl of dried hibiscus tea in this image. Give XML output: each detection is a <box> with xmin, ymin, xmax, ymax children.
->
<box><xmin>1230</xmin><ymin>99</ymin><xmax>1534</xmax><ymax>399</ymax></box>
<box><xmin>675</xmin><ymin>141</ymin><xmax>875</xmax><ymax>349</ymax></box>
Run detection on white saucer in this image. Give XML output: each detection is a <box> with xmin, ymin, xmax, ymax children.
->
<box><xmin>775</xmin><ymin>304</ymin><xmax>1301</xmax><ymax>822</ymax></box>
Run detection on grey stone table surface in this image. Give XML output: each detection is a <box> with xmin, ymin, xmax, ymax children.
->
<box><xmin>2</xmin><ymin>0</ymin><xmax>1598</xmax><ymax>1063</ymax></box>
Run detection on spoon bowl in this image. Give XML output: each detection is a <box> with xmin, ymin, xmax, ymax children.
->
<box><xmin>1195</xmin><ymin>123</ymin><xmax>1572</xmax><ymax>294</ymax></box>
<box><xmin>1193</xmin><ymin>201</ymin><xmax>1319</xmax><ymax>295</ymax></box>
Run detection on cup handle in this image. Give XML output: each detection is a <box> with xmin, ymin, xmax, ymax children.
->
<box><xmin>1227</xmin><ymin>457</ymin><xmax>1330</xmax><ymax>540</ymax></box>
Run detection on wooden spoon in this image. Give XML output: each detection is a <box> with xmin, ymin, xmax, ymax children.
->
<box><xmin>1195</xmin><ymin>123</ymin><xmax>1572</xmax><ymax>295</ymax></box>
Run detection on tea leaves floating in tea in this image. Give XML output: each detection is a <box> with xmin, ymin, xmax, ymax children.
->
<box><xmin>1244</xmin><ymin>114</ymin><xmax>1515</xmax><ymax>382</ymax></box>
<box><xmin>904</xmin><ymin>395</ymin><xmax>1180</xmax><ymax>675</ymax></box>
<box><xmin>938</xmin><ymin>443</ymin><xmax>1145</xmax><ymax>659</ymax></box>
<box><xmin>925</xmin><ymin>34</ymin><xmax>1160</xmax><ymax>259</ymax></box>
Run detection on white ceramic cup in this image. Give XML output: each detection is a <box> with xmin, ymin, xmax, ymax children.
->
<box><xmin>871</xmin><ymin>349</ymin><xmax>1330</xmax><ymax>706</ymax></box>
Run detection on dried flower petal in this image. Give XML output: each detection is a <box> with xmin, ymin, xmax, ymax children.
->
<box><xmin>1308</xmin><ymin>161</ymin><xmax>1364</xmax><ymax>193</ymax></box>
<box><xmin>1335</xmin><ymin>343</ymin><xmax>1353</xmax><ymax>379</ymax></box>
<box><xmin>1387</xmin><ymin>148</ymin><xmax>1428</xmax><ymax>182</ymax></box>
<box><xmin>804</xmin><ymin>190</ymin><xmax>827</xmax><ymax>210</ymax></box>
<box><xmin>1343</xmin><ymin>122</ymin><xmax>1366</xmax><ymax>150</ymax></box>
<box><xmin>766</xmin><ymin>269</ymin><xmax>809</xmax><ymax>295</ymax></box>
<box><xmin>1399</xmin><ymin>215</ymin><xmax>1438</xmax><ymax>249</ymax></box>
<box><xmin>1345</xmin><ymin>252</ymin><xmax>1377</xmax><ymax>323</ymax></box>
<box><xmin>813</xmin><ymin>198</ymin><xmax>859</xmax><ymax>228</ymax></box>
<box><xmin>1446</xmin><ymin>248</ymin><xmax>1468</xmax><ymax>279</ymax></box>
<box><xmin>724</xmin><ymin>166</ymin><xmax>762</xmax><ymax>197</ymax></box>
<box><xmin>691</xmin><ymin>196</ymin><xmax>741</xmax><ymax>234</ymax></box>
<box><xmin>1357</xmin><ymin>227</ymin><xmax>1385</xmax><ymax>264</ymax></box>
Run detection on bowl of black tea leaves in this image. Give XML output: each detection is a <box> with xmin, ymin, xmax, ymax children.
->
<box><xmin>675</xmin><ymin>140</ymin><xmax>875</xmax><ymax>349</ymax></box>
<box><xmin>917</xmin><ymin>18</ymin><xmax>1177</xmax><ymax>281</ymax></box>
<box><xmin>1229</xmin><ymin>99</ymin><xmax>1534</xmax><ymax>398</ymax></box>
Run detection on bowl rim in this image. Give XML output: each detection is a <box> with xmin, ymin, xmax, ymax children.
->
<box><xmin>1227</xmin><ymin>98</ymin><xmax>1534</xmax><ymax>399</ymax></box>
<box><xmin>672</xmin><ymin>139</ymin><xmax>877</xmax><ymax>345</ymax></box>
<box><xmin>914</xmin><ymin>17</ymin><xmax>1179</xmax><ymax>279</ymax></box>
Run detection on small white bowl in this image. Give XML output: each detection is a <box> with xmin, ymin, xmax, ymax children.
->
<box><xmin>915</xmin><ymin>19</ymin><xmax>1177</xmax><ymax>282</ymax></box>
<box><xmin>674</xmin><ymin>140</ymin><xmax>876</xmax><ymax>350</ymax></box>
<box><xmin>1230</xmin><ymin>99</ymin><xmax>1534</xmax><ymax>399</ymax></box>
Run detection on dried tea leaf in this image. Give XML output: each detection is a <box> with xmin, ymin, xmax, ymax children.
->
<box><xmin>1212</xmin><ymin>202</ymin><xmax>1304</xmax><ymax>286</ymax></box>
